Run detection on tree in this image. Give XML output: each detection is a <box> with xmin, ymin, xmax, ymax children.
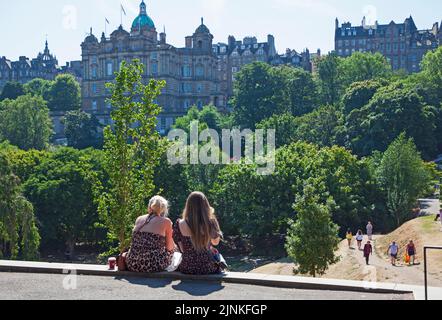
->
<box><xmin>285</xmin><ymin>179</ymin><xmax>340</xmax><ymax>277</ymax></box>
<box><xmin>63</xmin><ymin>110</ymin><xmax>102</xmax><ymax>149</ymax></box>
<box><xmin>0</xmin><ymin>152</ymin><xmax>40</xmax><ymax>260</ymax></box>
<box><xmin>285</xmin><ymin>67</ymin><xmax>318</xmax><ymax>116</ymax></box>
<box><xmin>346</xmin><ymin>81</ymin><xmax>438</xmax><ymax>159</ymax></box>
<box><xmin>376</xmin><ymin>134</ymin><xmax>434</xmax><ymax>227</ymax></box>
<box><xmin>341</xmin><ymin>79</ymin><xmax>385</xmax><ymax>115</ymax></box>
<box><xmin>0</xmin><ymin>81</ymin><xmax>25</xmax><ymax>101</ymax></box>
<box><xmin>294</xmin><ymin>105</ymin><xmax>345</xmax><ymax>147</ymax></box>
<box><xmin>47</xmin><ymin>74</ymin><xmax>81</xmax><ymax>111</ymax></box>
<box><xmin>315</xmin><ymin>53</ymin><xmax>342</xmax><ymax>105</ymax></box>
<box><xmin>338</xmin><ymin>52</ymin><xmax>392</xmax><ymax>89</ymax></box>
<box><xmin>256</xmin><ymin>113</ymin><xmax>299</xmax><ymax>148</ymax></box>
<box><xmin>419</xmin><ymin>46</ymin><xmax>442</xmax><ymax>106</ymax></box>
<box><xmin>232</xmin><ymin>62</ymin><xmax>290</xmax><ymax>129</ymax></box>
<box><xmin>24</xmin><ymin>147</ymin><xmax>102</xmax><ymax>255</ymax></box>
<box><xmin>23</xmin><ymin>78</ymin><xmax>52</xmax><ymax>100</ymax></box>
<box><xmin>94</xmin><ymin>60</ymin><xmax>164</xmax><ymax>254</ymax></box>
<box><xmin>0</xmin><ymin>94</ymin><xmax>53</xmax><ymax>150</ymax></box>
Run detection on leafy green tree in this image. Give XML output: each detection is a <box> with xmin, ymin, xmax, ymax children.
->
<box><xmin>94</xmin><ymin>60</ymin><xmax>164</xmax><ymax>253</ymax></box>
<box><xmin>0</xmin><ymin>152</ymin><xmax>40</xmax><ymax>260</ymax></box>
<box><xmin>376</xmin><ymin>134</ymin><xmax>434</xmax><ymax>227</ymax></box>
<box><xmin>23</xmin><ymin>78</ymin><xmax>52</xmax><ymax>99</ymax></box>
<box><xmin>0</xmin><ymin>81</ymin><xmax>25</xmax><ymax>101</ymax></box>
<box><xmin>63</xmin><ymin>110</ymin><xmax>102</xmax><ymax>149</ymax></box>
<box><xmin>24</xmin><ymin>147</ymin><xmax>102</xmax><ymax>255</ymax></box>
<box><xmin>341</xmin><ymin>79</ymin><xmax>385</xmax><ymax>115</ymax></box>
<box><xmin>285</xmin><ymin>67</ymin><xmax>318</xmax><ymax>116</ymax></box>
<box><xmin>0</xmin><ymin>94</ymin><xmax>53</xmax><ymax>150</ymax></box>
<box><xmin>285</xmin><ymin>179</ymin><xmax>340</xmax><ymax>277</ymax></box>
<box><xmin>47</xmin><ymin>74</ymin><xmax>81</xmax><ymax>111</ymax></box>
<box><xmin>174</xmin><ymin>105</ymin><xmax>231</xmax><ymax>135</ymax></box>
<box><xmin>232</xmin><ymin>62</ymin><xmax>290</xmax><ymax>129</ymax></box>
<box><xmin>315</xmin><ymin>53</ymin><xmax>342</xmax><ymax>105</ymax></box>
<box><xmin>346</xmin><ymin>81</ymin><xmax>438</xmax><ymax>159</ymax></box>
<box><xmin>338</xmin><ymin>52</ymin><xmax>392</xmax><ymax>89</ymax></box>
<box><xmin>256</xmin><ymin>113</ymin><xmax>299</xmax><ymax>148</ymax></box>
<box><xmin>419</xmin><ymin>46</ymin><xmax>442</xmax><ymax>106</ymax></box>
<box><xmin>294</xmin><ymin>105</ymin><xmax>345</xmax><ymax>147</ymax></box>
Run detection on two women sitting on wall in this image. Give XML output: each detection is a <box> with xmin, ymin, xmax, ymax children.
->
<box><xmin>125</xmin><ymin>192</ymin><xmax>226</xmax><ymax>275</ymax></box>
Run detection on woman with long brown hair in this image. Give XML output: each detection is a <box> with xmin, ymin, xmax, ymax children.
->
<box><xmin>173</xmin><ymin>191</ymin><xmax>225</xmax><ymax>274</ymax></box>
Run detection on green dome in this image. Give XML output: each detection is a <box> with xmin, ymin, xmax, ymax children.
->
<box><xmin>132</xmin><ymin>1</ymin><xmax>155</xmax><ymax>30</ymax></box>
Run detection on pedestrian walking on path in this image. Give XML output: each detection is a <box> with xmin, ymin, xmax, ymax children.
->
<box><xmin>366</xmin><ymin>221</ymin><xmax>373</xmax><ymax>241</ymax></box>
<box><xmin>346</xmin><ymin>229</ymin><xmax>353</xmax><ymax>248</ymax></box>
<box><xmin>387</xmin><ymin>241</ymin><xmax>399</xmax><ymax>266</ymax></box>
<box><xmin>355</xmin><ymin>230</ymin><xmax>363</xmax><ymax>250</ymax></box>
<box><xmin>363</xmin><ymin>241</ymin><xmax>373</xmax><ymax>265</ymax></box>
<box><xmin>406</xmin><ymin>240</ymin><xmax>416</xmax><ymax>266</ymax></box>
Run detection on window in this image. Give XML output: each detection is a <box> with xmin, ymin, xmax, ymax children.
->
<box><xmin>182</xmin><ymin>65</ymin><xmax>191</xmax><ymax>77</ymax></box>
<box><xmin>196</xmin><ymin>66</ymin><xmax>204</xmax><ymax>77</ymax></box>
<box><xmin>184</xmin><ymin>100</ymin><xmax>191</xmax><ymax>110</ymax></box>
<box><xmin>197</xmin><ymin>100</ymin><xmax>203</xmax><ymax>109</ymax></box>
<box><xmin>92</xmin><ymin>100</ymin><xmax>97</xmax><ymax>111</ymax></box>
<box><xmin>151</xmin><ymin>52</ymin><xmax>158</xmax><ymax>60</ymax></box>
<box><xmin>151</xmin><ymin>62</ymin><xmax>158</xmax><ymax>75</ymax></box>
<box><xmin>197</xmin><ymin>84</ymin><xmax>202</xmax><ymax>93</ymax></box>
<box><xmin>91</xmin><ymin>66</ymin><xmax>97</xmax><ymax>79</ymax></box>
<box><xmin>106</xmin><ymin>62</ymin><xmax>113</xmax><ymax>76</ymax></box>
<box><xmin>92</xmin><ymin>83</ymin><xmax>97</xmax><ymax>94</ymax></box>
<box><xmin>220</xmin><ymin>46</ymin><xmax>227</xmax><ymax>53</ymax></box>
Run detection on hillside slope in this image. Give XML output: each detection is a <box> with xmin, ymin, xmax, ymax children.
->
<box><xmin>251</xmin><ymin>216</ymin><xmax>442</xmax><ymax>286</ymax></box>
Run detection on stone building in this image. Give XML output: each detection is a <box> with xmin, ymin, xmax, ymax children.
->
<box><xmin>212</xmin><ymin>35</ymin><xmax>277</xmax><ymax>96</ymax></box>
<box><xmin>81</xmin><ymin>0</ymin><xmax>226</xmax><ymax>134</ymax></box>
<box><xmin>270</xmin><ymin>48</ymin><xmax>321</xmax><ymax>73</ymax></box>
<box><xmin>335</xmin><ymin>16</ymin><xmax>441</xmax><ymax>73</ymax></box>
<box><xmin>0</xmin><ymin>41</ymin><xmax>81</xmax><ymax>90</ymax></box>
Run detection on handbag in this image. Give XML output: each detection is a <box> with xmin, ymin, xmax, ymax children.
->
<box><xmin>166</xmin><ymin>251</ymin><xmax>183</xmax><ymax>272</ymax></box>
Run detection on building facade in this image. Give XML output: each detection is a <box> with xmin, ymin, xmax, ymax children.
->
<box><xmin>212</xmin><ymin>35</ymin><xmax>277</xmax><ymax>96</ymax></box>
<box><xmin>335</xmin><ymin>16</ymin><xmax>441</xmax><ymax>73</ymax></box>
<box><xmin>81</xmin><ymin>0</ymin><xmax>226</xmax><ymax>134</ymax></box>
<box><xmin>0</xmin><ymin>41</ymin><xmax>81</xmax><ymax>90</ymax></box>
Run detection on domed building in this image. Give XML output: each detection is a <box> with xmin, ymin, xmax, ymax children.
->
<box><xmin>81</xmin><ymin>0</ymin><xmax>226</xmax><ymax>134</ymax></box>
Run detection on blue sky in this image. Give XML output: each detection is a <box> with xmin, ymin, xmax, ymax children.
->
<box><xmin>0</xmin><ymin>0</ymin><xmax>441</xmax><ymax>65</ymax></box>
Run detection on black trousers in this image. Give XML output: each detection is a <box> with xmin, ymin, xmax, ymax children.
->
<box><xmin>365</xmin><ymin>255</ymin><xmax>370</xmax><ymax>265</ymax></box>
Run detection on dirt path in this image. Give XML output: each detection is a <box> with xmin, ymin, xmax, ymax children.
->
<box><xmin>251</xmin><ymin>216</ymin><xmax>442</xmax><ymax>287</ymax></box>
<box><xmin>346</xmin><ymin>236</ymin><xmax>428</xmax><ymax>285</ymax></box>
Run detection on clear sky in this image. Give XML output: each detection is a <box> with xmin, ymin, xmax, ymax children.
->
<box><xmin>0</xmin><ymin>0</ymin><xmax>441</xmax><ymax>65</ymax></box>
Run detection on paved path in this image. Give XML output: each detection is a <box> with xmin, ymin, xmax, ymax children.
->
<box><xmin>418</xmin><ymin>198</ymin><xmax>440</xmax><ymax>217</ymax></box>
<box><xmin>0</xmin><ymin>272</ymin><xmax>413</xmax><ymax>300</ymax></box>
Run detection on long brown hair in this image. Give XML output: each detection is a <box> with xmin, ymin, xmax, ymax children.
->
<box><xmin>182</xmin><ymin>192</ymin><xmax>220</xmax><ymax>252</ymax></box>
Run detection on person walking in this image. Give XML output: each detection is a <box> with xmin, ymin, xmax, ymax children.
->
<box><xmin>366</xmin><ymin>221</ymin><xmax>373</xmax><ymax>241</ymax></box>
<box><xmin>406</xmin><ymin>240</ymin><xmax>416</xmax><ymax>266</ymax></box>
<box><xmin>363</xmin><ymin>241</ymin><xmax>373</xmax><ymax>265</ymax></box>
<box><xmin>387</xmin><ymin>241</ymin><xmax>399</xmax><ymax>266</ymax></box>
<box><xmin>346</xmin><ymin>229</ymin><xmax>353</xmax><ymax>248</ymax></box>
<box><xmin>355</xmin><ymin>230</ymin><xmax>364</xmax><ymax>250</ymax></box>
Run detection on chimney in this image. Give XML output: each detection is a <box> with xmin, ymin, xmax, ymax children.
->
<box><xmin>160</xmin><ymin>32</ymin><xmax>166</xmax><ymax>44</ymax></box>
<box><xmin>335</xmin><ymin>18</ymin><xmax>339</xmax><ymax>30</ymax></box>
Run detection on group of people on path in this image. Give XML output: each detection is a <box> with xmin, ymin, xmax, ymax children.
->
<box><xmin>121</xmin><ymin>192</ymin><xmax>227</xmax><ymax>275</ymax></box>
<box><xmin>346</xmin><ymin>221</ymin><xmax>418</xmax><ymax>267</ymax></box>
<box><xmin>387</xmin><ymin>240</ymin><xmax>417</xmax><ymax>266</ymax></box>
<box><xmin>346</xmin><ymin>221</ymin><xmax>374</xmax><ymax>265</ymax></box>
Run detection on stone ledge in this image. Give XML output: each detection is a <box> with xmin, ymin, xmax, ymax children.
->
<box><xmin>0</xmin><ymin>260</ymin><xmax>431</xmax><ymax>299</ymax></box>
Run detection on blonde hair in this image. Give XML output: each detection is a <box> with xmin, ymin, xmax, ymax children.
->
<box><xmin>148</xmin><ymin>195</ymin><xmax>169</xmax><ymax>217</ymax></box>
<box><xmin>182</xmin><ymin>192</ymin><xmax>220</xmax><ymax>252</ymax></box>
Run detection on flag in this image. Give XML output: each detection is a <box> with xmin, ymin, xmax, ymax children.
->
<box><xmin>105</xmin><ymin>18</ymin><xmax>110</xmax><ymax>24</ymax></box>
<box><xmin>121</xmin><ymin>4</ymin><xmax>126</xmax><ymax>16</ymax></box>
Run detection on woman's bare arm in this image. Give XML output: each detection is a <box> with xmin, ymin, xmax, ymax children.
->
<box><xmin>165</xmin><ymin>219</ymin><xmax>176</xmax><ymax>251</ymax></box>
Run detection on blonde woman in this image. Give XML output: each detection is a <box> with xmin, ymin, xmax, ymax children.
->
<box><xmin>173</xmin><ymin>192</ymin><xmax>224</xmax><ymax>275</ymax></box>
<box><xmin>126</xmin><ymin>196</ymin><xmax>175</xmax><ymax>273</ymax></box>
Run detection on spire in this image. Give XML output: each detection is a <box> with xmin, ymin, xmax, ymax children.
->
<box><xmin>140</xmin><ymin>0</ymin><xmax>147</xmax><ymax>15</ymax></box>
<box><xmin>201</xmin><ymin>17</ymin><xmax>204</xmax><ymax>25</ymax></box>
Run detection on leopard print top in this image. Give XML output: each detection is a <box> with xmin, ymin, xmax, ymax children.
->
<box><xmin>126</xmin><ymin>231</ymin><xmax>173</xmax><ymax>273</ymax></box>
<box><xmin>173</xmin><ymin>219</ymin><xmax>221</xmax><ymax>275</ymax></box>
